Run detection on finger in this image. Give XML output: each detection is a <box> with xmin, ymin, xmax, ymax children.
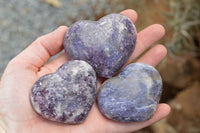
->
<box><xmin>126</xmin><ymin>24</ymin><xmax>166</xmax><ymax>65</ymax></box>
<box><xmin>136</xmin><ymin>44</ymin><xmax>167</xmax><ymax>67</ymax></box>
<box><xmin>38</xmin><ymin>52</ymin><xmax>69</xmax><ymax>76</ymax></box>
<box><xmin>120</xmin><ymin>9</ymin><xmax>138</xmax><ymax>23</ymax></box>
<box><xmin>11</xmin><ymin>26</ymin><xmax>68</xmax><ymax>70</ymax></box>
<box><xmin>107</xmin><ymin>103</ymin><xmax>171</xmax><ymax>133</ymax></box>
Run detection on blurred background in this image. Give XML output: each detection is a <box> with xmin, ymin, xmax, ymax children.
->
<box><xmin>0</xmin><ymin>0</ymin><xmax>199</xmax><ymax>132</ymax></box>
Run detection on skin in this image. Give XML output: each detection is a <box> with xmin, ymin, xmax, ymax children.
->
<box><xmin>0</xmin><ymin>9</ymin><xmax>170</xmax><ymax>133</ymax></box>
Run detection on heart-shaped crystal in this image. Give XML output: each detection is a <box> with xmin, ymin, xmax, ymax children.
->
<box><xmin>97</xmin><ymin>63</ymin><xmax>162</xmax><ymax>122</ymax></box>
<box><xmin>30</xmin><ymin>60</ymin><xmax>97</xmax><ymax>124</ymax></box>
<box><xmin>64</xmin><ymin>13</ymin><xmax>137</xmax><ymax>78</ymax></box>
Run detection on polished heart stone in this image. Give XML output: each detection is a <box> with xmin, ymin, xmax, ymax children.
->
<box><xmin>30</xmin><ymin>60</ymin><xmax>97</xmax><ymax>124</ymax></box>
<box><xmin>97</xmin><ymin>63</ymin><xmax>162</xmax><ymax>122</ymax></box>
<box><xmin>64</xmin><ymin>13</ymin><xmax>137</xmax><ymax>78</ymax></box>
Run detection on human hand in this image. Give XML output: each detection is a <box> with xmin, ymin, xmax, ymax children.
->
<box><xmin>0</xmin><ymin>9</ymin><xmax>170</xmax><ymax>133</ymax></box>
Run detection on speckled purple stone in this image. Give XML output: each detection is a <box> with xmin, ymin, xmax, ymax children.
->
<box><xmin>64</xmin><ymin>13</ymin><xmax>137</xmax><ymax>78</ymax></box>
<box><xmin>97</xmin><ymin>63</ymin><xmax>162</xmax><ymax>122</ymax></box>
<box><xmin>30</xmin><ymin>60</ymin><xmax>97</xmax><ymax>124</ymax></box>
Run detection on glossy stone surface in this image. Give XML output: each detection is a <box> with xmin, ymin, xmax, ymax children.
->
<box><xmin>64</xmin><ymin>13</ymin><xmax>137</xmax><ymax>78</ymax></box>
<box><xmin>97</xmin><ymin>63</ymin><xmax>162</xmax><ymax>122</ymax></box>
<box><xmin>30</xmin><ymin>60</ymin><xmax>97</xmax><ymax>124</ymax></box>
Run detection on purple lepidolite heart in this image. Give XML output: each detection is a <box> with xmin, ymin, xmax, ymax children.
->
<box><xmin>30</xmin><ymin>60</ymin><xmax>97</xmax><ymax>124</ymax></box>
<box><xmin>97</xmin><ymin>63</ymin><xmax>162</xmax><ymax>122</ymax></box>
<box><xmin>64</xmin><ymin>13</ymin><xmax>137</xmax><ymax>78</ymax></box>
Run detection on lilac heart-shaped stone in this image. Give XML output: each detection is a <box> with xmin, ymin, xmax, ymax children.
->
<box><xmin>64</xmin><ymin>13</ymin><xmax>137</xmax><ymax>78</ymax></box>
<box><xmin>30</xmin><ymin>60</ymin><xmax>97</xmax><ymax>124</ymax></box>
<box><xmin>97</xmin><ymin>63</ymin><xmax>162</xmax><ymax>122</ymax></box>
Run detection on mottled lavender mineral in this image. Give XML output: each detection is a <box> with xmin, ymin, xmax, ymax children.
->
<box><xmin>64</xmin><ymin>13</ymin><xmax>137</xmax><ymax>78</ymax></box>
<box><xmin>30</xmin><ymin>60</ymin><xmax>97</xmax><ymax>124</ymax></box>
<box><xmin>97</xmin><ymin>63</ymin><xmax>162</xmax><ymax>122</ymax></box>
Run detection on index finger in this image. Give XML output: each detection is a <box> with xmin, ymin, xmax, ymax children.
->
<box><xmin>120</xmin><ymin>9</ymin><xmax>138</xmax><ymax>23</ymax></box>
<box><xmin>10</xmin><ymin>26</ymin><xmax>68</xmax><ymax>70</ymax></box>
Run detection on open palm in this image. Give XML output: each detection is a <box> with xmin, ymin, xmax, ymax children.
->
<box><xmin>0</xmin><ymin>9</ymin><xmax>170</xmax><ymax>133</ymax></box>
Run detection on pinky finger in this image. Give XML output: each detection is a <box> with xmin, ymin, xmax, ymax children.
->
<box><xmin>136</xmin><ymin>44</ymin><xmax>167</xmax><ymax>67</ymax></box>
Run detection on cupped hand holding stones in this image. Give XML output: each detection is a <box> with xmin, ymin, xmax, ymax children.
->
<box><xmin>0</xmin><ymin>9</ymin><xmax>170</xmax><ymax>133</ymax></box>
